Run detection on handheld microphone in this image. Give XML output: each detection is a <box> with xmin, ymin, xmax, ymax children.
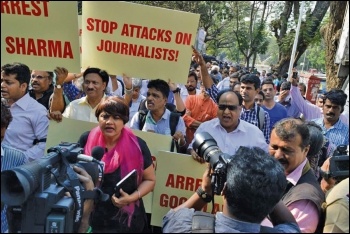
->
<box><xmin>76</xmin><ymin>146</ymin><xmax>105</xmax><ymax>163</ymax></box>
<box><xmin>75</xmin><ymin>146</ymin><xmax>105</xmax><ymax>186</ymax></box>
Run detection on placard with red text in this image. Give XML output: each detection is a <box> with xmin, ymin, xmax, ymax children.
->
<box><xmin>82</xmin><ymin>1</ymin><xmax>200</xmax><ymax>83</ymax></box>
<box><xmin>150</xmin><ymin>151</ymin><xmax>224</xmax><ymax>227</ymax></box>
<box><xmin>1</xmin><ymin>1</ymin><xmax>80</xmax><ymax>72</ymax></box>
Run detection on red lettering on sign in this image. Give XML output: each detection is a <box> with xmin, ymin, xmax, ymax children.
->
<box><xmin>86</xmin><ymin>18</ymin><xmax>118</xmax><ymax>34</ymax></box>
<box><xmin>5</xmin><ymin>37</ymin><xmax>73</xmax><ymax>58</ymax></box>
<box><xmin>1</xmin><ymin>1</ymin><xmax>49</xmax><ymax>17</ymax></box>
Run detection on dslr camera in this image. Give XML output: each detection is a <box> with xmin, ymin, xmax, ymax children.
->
<box><xmin>321</xmin><ymin>145</ymin><xmax>349</xmax><ymax>181</ymax></box>
<box><xmin>193</xmin><ymin>132</ymin><xmax>232</xmax><ymax>195</ymax></box>
<box><xmin>1</xmin><ymin>142</ymin><xmax>106</xmax><ymax>233</ymax></box>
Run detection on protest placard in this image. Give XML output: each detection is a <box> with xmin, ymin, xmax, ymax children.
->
<box><xmin>82</xmin><ymin>1</ymin><xmax>200</xmax><ymax>84</ymax></box>
<box><xmin>150</xmin><ymin>151</ymin><xmax>224</xmax><ymax>227</ymax></box>
<box><xmin>1</xmin><ymin>1</ymin><xmax>80</xmax><ymax>72</ymax></box>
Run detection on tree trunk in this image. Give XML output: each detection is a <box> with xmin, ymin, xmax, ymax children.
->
<box><xmin>252</xmin><ymin>52</ymin><xmax>257</xmax><ymax>69</ymax></box>
<box><xmin>321</xmin><ymin>1</ymin><xmax>347</xmax><ymax>90</ymax></box>
<box><xmin>273</xmin><ymin>1</ymin><xmax>330</xmax><ymax>76</ymax></box>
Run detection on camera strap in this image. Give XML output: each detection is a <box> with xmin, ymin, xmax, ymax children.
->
<box><xmin>61</xmin><ymin>155</ymin><xmax>84</xmax><ymax>233</ymax></box>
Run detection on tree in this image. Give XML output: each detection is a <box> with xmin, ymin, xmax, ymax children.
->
<box><xmin>270</xmin><ymin>1</ymin><xmax>330</xmax><ymax>75</ymax></box>
<box><xmin>228</xmin><ymin>1</ymin><xmax>271</xmax><ymax>68</ymax></box>
<box><xmin>320</xmin><ymin>1</ymin><xmax>348</xmax><ymax>89</ymax></box>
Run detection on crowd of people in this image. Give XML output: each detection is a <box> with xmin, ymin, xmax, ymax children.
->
<box><xmin>1</xmin><ymin>45</ymin><xmax>349</xmax><ymax>233</ymax></box>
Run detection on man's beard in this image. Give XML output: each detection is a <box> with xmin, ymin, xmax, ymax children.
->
<box><xmin>186</xmin><ymin>86</ymin><xmax>195</xmax><ymax>92</ymax></box>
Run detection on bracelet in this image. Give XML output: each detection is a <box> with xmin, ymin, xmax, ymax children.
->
<box><xmin>74</xmin><ymin>73</ymin><xmax>77</xmax><ymax>79</ymax></box>
<box><xmin>125</xmin><ymin>86</ymin><xmax>133</xmax><ymax>95</ymax></box>
<box><xmin>86</xmin><ymin>226</ymin><xmax>92</xmax><ymax>233</ymax></box>
<box><xmin>137</xmin><ymin>189</ymin><xmax>141</xmax><ymax>199</ymax></box>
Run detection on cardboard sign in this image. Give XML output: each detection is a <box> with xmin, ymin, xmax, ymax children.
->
<box><xmin>1</xmin><ymin>1</ymin><xmax>80</xmax><ymax>72</ymax></box>
<box><xmin>81</xmin><ymin>1</ymin><xmax>200</xmax><ymax>83</ymax></box>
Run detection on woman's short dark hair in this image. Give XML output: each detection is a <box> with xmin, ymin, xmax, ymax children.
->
<box><xmin>95</xmin><ymin>96</ymin><xmax>129</xmax><ymax>124</ymax></box>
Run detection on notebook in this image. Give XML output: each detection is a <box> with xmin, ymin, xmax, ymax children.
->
<box><xmin>114</xmin><ymin>169</ymin><xmax>137</xmax><ymax>198</ymax></box>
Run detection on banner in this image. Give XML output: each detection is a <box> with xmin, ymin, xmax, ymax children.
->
<box><xmin>45</xmin><ymin>117</ymin><xmax>173</xmax><ymax>213</ymax></box>
<box><xmin>150</xmin><ymin>151</ymin><xmax>224</xmax><ymax>227</ymax></box>
<box><xmin>82</xmin><ymin>1</ymin><xmax>200</xmax><ymax>83</ymax></box>
<box><xmin>1</xmin><ymin>1</ymin><xmax>80</xmax><ymax>72</ymax></box>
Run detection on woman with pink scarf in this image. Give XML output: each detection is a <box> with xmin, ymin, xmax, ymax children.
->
<box><xmin>80</xmin><ymin>96</ymin><xmax>155</xmax><ymax>233</ymax></box>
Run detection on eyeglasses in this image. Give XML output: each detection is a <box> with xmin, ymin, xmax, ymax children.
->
<box><xmin>218</xmin><ymin>104</ymin><xmax>238</xmax><ymax>111</ymax></box>
<box><xmin>31</xmin><ymin>75</ymin><xmax>49</xmax><ymax>80</ymax></box>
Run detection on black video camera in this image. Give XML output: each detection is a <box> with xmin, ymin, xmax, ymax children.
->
<box><xmin>328</xmin><ymin>145</ymin><xmax>349</xmax><ymax>181</ymax></box>
<box><xmin>192</xmin><ymin>132</ymin><xmax>232</xmax><ymax>195</ymax></box>
<box><xmin>320</xmin><ymin>145</ymin><xmax>349</xmax><ymax>181</ymax></box>
<box><xmin>1</xmin><ymin>142</ymin><xmax>106</xmax><ymax>233</ymax></box>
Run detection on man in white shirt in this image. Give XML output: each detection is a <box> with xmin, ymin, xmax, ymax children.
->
<box><xmin>62</xmin><ymin>67</ymin><xmax>109</xmax><ymax>123</ymax></box>
<box><xmin>188</xmin><ymin>89</ymin><xmax>268</xmax><ymax>163</ymax></box>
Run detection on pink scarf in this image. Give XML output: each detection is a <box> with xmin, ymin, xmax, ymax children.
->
<box><xmin>84</xmin><ymin>126</ymin><xmax>144</xmax><ymax>227</ymax></box>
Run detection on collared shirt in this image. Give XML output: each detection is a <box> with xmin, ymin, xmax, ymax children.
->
<box><xmin>62</xmin><ymin>95</ymin><xmax>105</xmax><ymax>123</ymax></box>
<box><xmin>286</xmin><ymin>159</ymin><xmax>320</xmax><ymax>233</ymax></box>
<box><xmin>240</xmin><ymin>103</ymin><xmax>271</xmax><ymax>144</ymax></box>
<box><xmin>206</xmin><ymin>84</ymin><xmax>271</xmax><ymax>144</ymax></box>
<box><xmin>290</xmin><ymin>85</ymin><xmax>348</xmax><ymax>125</ymax></box>
<box><xmin>216</xmin><ymin>77</ymin><xmax>230</xmax><ymax>91</ymax></box>
<box><xmin>162</xmin><ymin>208</ymin><xmax>300</xmax><ymax>233</ymax></box>
<box><xmin>1</xmin><ymin>144</ymin><xmax>27</xmax><ymax>233</ymax></box>
<box><xmin>129</xmin><ymin>108</ymin><xmax>186</xmax><ymax>136</ymax></box>
<box><xmin>312</xmin><ymin>117</ymin><xmax>349</xmax><ymax>146</ymax></box>
<box><xmin>2</xmin><ymin>93</ymin><xmax>48</xmax><ymax>162</ymax></box>
<box><xmin>188</xmin><ymin>118</ymin><xmax>269</xmax><ymax>154</ymax></box>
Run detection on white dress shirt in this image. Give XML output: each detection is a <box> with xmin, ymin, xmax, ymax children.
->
<box><xmin>188</xmin><ymin>118</ymin><xmax>269</xmax><ymax>156</ymax></box>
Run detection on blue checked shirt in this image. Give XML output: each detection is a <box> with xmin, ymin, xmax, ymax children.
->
<box><xmin>313</xmin><ymin>117</ymin><xmax>349</xmax><ymax>147</ymax></box>
<box><xmin>207</xmin><ymin>84</ymin><xmax>271</xmax><ymax>144</ymax></box>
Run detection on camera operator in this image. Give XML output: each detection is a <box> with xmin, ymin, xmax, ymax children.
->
<box><xmin>72</xmin><ymin>166</ymin><xmax>95</xmax><ymax>233</ymax></box>
<box><xmin>162</xmin><ymin>146</ymin><xmax>300</xmax><ymax>233</ymax></box>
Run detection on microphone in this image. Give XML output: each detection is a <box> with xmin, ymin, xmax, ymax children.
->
<box><xmin>77</xmin><ymin>146</ymin><xmax>105</xmax><ymax>163</ymax></box>
<box><xmin>75</xmin><ymin>146</ymin><xmax>105</xmax><ymax>186</ymax></box>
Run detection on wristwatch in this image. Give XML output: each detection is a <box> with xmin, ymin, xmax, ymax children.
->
<box><xmin>55</xmin><ymin>84</ymin><xmax>62</xmax><ymax>89</ymax></box>
<box><xmin>172</xmin><ymin>87</ymin><xmax>181</xmax><ymax>94</ymax></box>
<box><xmin>196</xmin><ymin>187</ymin><xmax>212</xmax><ymax>203</ymax></box>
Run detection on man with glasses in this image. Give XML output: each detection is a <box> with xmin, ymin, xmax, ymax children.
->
<box><xmin>188</xmin><ymin>89</ymin><xmax>268</xmax><ymax>163</ymax></box>
<box><xmin>30</xmin><ymin>67</ymin><xmax>68</xmax><ymax>112</ymax></box>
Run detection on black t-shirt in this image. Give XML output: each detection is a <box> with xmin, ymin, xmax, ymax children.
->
<box><xmin>78</xmin><ymin>130</ymin><xmax>152</xmax><ymax>233</ymax></box>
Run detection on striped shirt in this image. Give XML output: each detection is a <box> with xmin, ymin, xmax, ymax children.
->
<box><xmin>1</xmin><ymin>144</ymin><xmax>27</xmax><ymax>233</ymax></box>
<box><xmin>206</xmin><ymin>84</ymin><xmax>271</xmax><ymax>143</ymax></box>
<box><xmin>312</xmin><ymin>117</ymin><xmax>349</xmax><ymax>147</ymax></box>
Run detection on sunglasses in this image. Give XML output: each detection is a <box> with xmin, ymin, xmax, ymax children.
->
<box><xmin>218</xmin><ymin>104</ymin><xmax>238</xmax><ymax>111</ymax></box>
<box><xmin>31</xmin><ymin>75</ymin><xmax>49</xmax><ymax>79</ymax></box>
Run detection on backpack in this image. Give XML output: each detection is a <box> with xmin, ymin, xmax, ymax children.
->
<box><xmin>138</xmin><ymin>109</ymin><xmax>181</xmax><ymax>152</ymax></box>
<box><xmin>256</xmin><ymin>105</ymin><xmax>265</xmax><ymax>130</ymax></box>
<box><xmin>191</xmin><ymin>211</ymin><xmax>276</xmax><ymax>233</ymax></box>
